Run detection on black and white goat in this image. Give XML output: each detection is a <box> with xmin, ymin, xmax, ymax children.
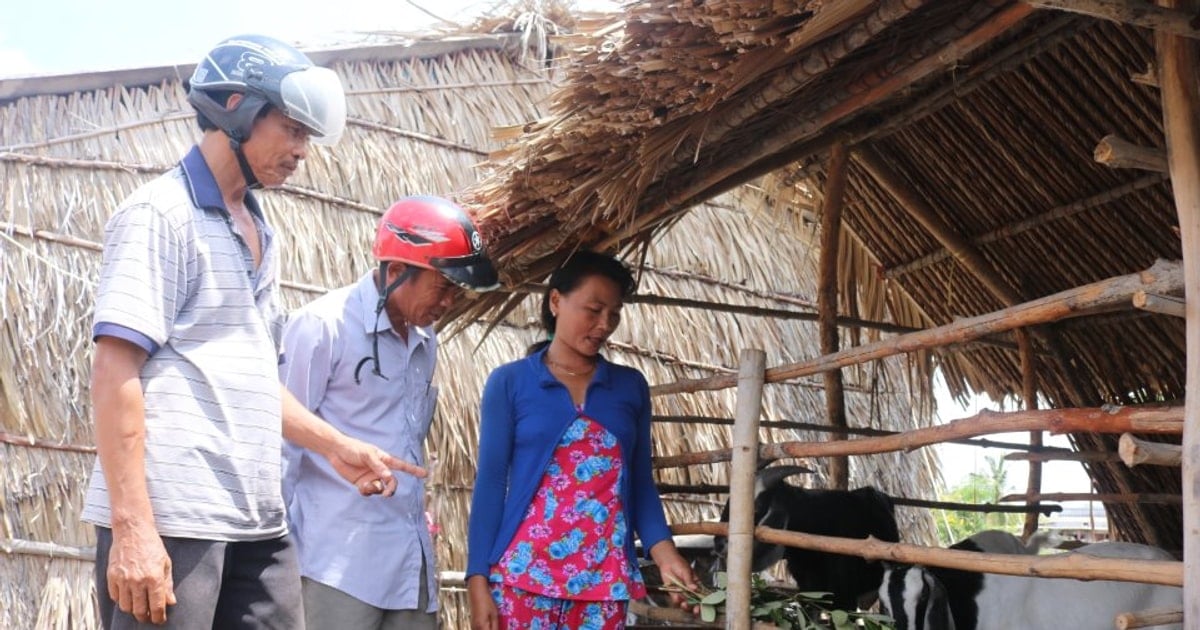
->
<box><xmin>879</xmin><ymin>539</ymin><xmax>1182</xmax><ymax>630</ymax></box>
<box><xmin>713</xmin><ymin>465</ymin><xmax>900</xmax><ymax>610</ymax></box>
<box><xmin>956</xmin><ymin>529</ymin><xmax>1062</xmax><ymax>555</ymax></box>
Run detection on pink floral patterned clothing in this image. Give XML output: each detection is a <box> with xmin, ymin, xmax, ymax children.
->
<box><xmin>491</xmin><ymin>415</ymin><xmax>647</xmax><ymax>602</ymax></box>
<box><xmin>490</xmin><ymin>583</ymin><xmax>626</xmax><ymax>630</ymax></box>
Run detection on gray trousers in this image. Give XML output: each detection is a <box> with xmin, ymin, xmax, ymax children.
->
<box><xmin>301</xmin><ymin>555</ymin><xmax>437</xmax><ymax>630</ymax></box>
<box><xmin>94</xmin><ymin>526</ymin><xmax>303</xmax><ymax>630</ymax></box>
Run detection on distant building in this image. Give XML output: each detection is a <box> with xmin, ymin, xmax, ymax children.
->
<box><xmin>1043</xmin><ymin>501</ymin><xmax>1108</xmax><ymax>543</ymax></box>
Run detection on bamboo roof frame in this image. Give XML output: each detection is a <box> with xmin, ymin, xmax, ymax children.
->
<box><xmin>6</xmin><ymin>0</ymin><xmax>1200</xmax><ymax>622</ymax></box>
<box><xmin>0</xmin><ymin>15</ymin><xmax>940</xmax><ymax>628</ymax></box>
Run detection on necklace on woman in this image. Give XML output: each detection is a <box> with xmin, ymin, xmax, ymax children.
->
<box><xmin>546</xmin><ymin>357</ymin><xmax>596</xmax><ymax>377</ymax></box>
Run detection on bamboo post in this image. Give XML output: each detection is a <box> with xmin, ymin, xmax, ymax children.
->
<box><xmin>1156</xmin><ymin>1</ymin><xmax>1200</xmax><ymax>623</ymax></box>
<box><xmin>1119</xmin><ymin>433</ymin><xmax>1183</xmax><ymax>467</ymax></box>
<box><xmin>1018</xmin><ymin>329</ymin><xmax>1043</xmax><ymax>539</ymax></box>
<box><xmin>819</xmin><ymin>142</ymin><xmax>850</xmax><ymax>490</ymax></box>
<box><xmin>726</xmin><ymin>349</ymin><xmax>765</xmax><ymax>630</ymax></box>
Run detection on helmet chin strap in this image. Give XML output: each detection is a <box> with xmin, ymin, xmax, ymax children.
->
<box><xmin>228</xmin><ymin>136</ymin><xmax>262</xmax><ymax>190</ymax></box>
<box><xmin>354</xmin><ymin>261</ymin><xmax>417</xmax><ymax>384</ymax></box>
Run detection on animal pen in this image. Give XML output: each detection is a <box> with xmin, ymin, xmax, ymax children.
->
<box><xmin>2</xmin><ymin>1</ymin><xmax>1200</xmax><ymax>629</ymax></box>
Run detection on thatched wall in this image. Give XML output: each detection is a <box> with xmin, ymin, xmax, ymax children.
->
<box><xmin>0</xmin><ymin>29</ymin><xmax>938</xmax><ymax>630</ymax></box>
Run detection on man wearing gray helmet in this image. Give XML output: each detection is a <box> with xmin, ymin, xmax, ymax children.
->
<box><xmin>83</xmin><ymin>34</ymin><xmax>425</xmax><ymax>628</ymax></box>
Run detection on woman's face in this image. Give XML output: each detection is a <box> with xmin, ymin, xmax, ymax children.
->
<box><xmin>550</xmin><ymin>274</ymin><xmax>624</xmax><ymax>358</ymax></box>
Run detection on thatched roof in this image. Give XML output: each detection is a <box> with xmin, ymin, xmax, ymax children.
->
<box><xmin>0</xmin><ymin>16</ymin><xmax>937</xmax><ymax>629</ymax></box>
<box><xmin>459</xmin><ymin>1</ymin><xmax>1187</xmax><ymax>551</ymax></box>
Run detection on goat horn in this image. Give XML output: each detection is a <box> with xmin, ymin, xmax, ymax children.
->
<box><xmin>756</xmin><ymin>464</ymin><xmax>813</xmax><ymax>488</ymax></box>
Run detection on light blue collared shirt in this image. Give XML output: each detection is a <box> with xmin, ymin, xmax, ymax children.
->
<box><xmin>280</xmin><ymin>271</ymin><xmax>438</xmax><ymax>611</ymax></box>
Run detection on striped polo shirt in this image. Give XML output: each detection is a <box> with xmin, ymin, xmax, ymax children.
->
<box><xmin>82</xmin><ymin>146</ymin><xmax>288</xmax><ymax>541</ymax></box>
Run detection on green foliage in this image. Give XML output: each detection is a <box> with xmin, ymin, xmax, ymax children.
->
<box><xmin>933</xmin><ymin>454</ymin><xmax>1022</xmax><ymax>545</ymax></box>
<box><xmin>672</xmin><ymin>573</ymin><xmax>896</xmax><ymax>630</ymax></box>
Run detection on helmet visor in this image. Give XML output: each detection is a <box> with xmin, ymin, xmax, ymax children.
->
<box><xmin>279</xmin><ymin>66</ymin><xmax>346</xmax><ymax>145</ymax></box>
<box><xmin>432</xmin><ymin>253</ymin><xmax>500</xmax><ymax>292</ymax></box>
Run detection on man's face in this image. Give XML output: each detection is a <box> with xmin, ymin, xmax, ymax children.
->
<box><xmin>385</xmin><ymin>267</ymin><xmax>462</xmax><ymax>329</ymax></box>
<box><xmin>241</xmin><ymin>108</ymin><xmax>311</xmax><ymax>188</ymax></box>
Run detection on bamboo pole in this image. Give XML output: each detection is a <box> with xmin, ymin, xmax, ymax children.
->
<box><xmin>1005</xmin><ymin>450</ymin><xmax>1120</xmax><ymax>463</ymax></box>
<box><xmin>889</xmin><ymin>496</ymin><xmax>1061</xmax><ymax>516</ymax></box>
<box><xmin>1094</xmin><ymin>134</ymin><xmax>1169</xmax><ymax>172</ymax></box>
<box><xmin>1155</xmin><ymin>0</ymin><xmax>1200</xmax><ymax>622</ymax></box>
<box><xmin>726</xmin><ymin>349</ymin><xmax>766</xmax><ymax>630</ymax></box>
<box><xmin>671</xmin><ymin>523</ymin><xmax>1184</xmax><ymax>587</ymax></box>
<box><xmin>652</xmin><ymin>414</ymin><xmax>1073</xmax><ymax>453</ymax></box>
<box><xmin>1119</xmin><ymin>433</ymin><xmax>1183</xmax><ymax>467</ymax></box>
<box><xmin>999</xmin><ymin>492</ymin><xmax>1181</xmax><ymax>504</ymax></box>
<box><xmin>1018</xmin><ymin>329</ymin><xmax>1044</xmax><ymax>539</ymax></box>
<box><xmin>1</xmin><ymin>539</ymin><xmax>96</xmax><ymax>562</ymax></box>
<box><xmin>1116</xmin><ymin>607</ymin><xmax>1185</xmax><ymax>629</ymax></box>
<box><xmin>650</xmin><ymin>405</ymin><xmax>1183</xmax><ymax>469</ymax></box>
<box><xmin>1028</xmin><ymin>0</ymin><xmax>1200</xmax><ymax>38</ymax></box>
<box><xmin>819</xmin><ymin>143</ymin><xmax>850</xmax><ymax>490</ymax></box>
<box><xmin>1133</xmin><ymin>291</ymin><xmax>1187</xmax><ymax>318</ymax></box>
<box><xmin>0</xmin><ymin>221</ymin><xmax>329</xmax><ymax>295</ymax></box>
<box><xmin>855</xmin><ymin>146</ymin><xmax>1025</xmax><ymax>305</ymax></box>
<box><xmin>855</xmin><ymin>144</ymin><xmax>1093</xmax><ymax>405</ymax></box>
<box><xmin>652</xmin><ymin>260</ymin><xmax>1182</xmax><ymax>396</ymax></box>
<box><xmin>886</xmin><ymin>174</ymin><xmax>1168</xmax><ymax>278</ymax></box>
<box><xmin>0</xmin><ymin>431</ymin><xmax>96</xmax><ymax>454</ymax></box>
<box><xmin>653</xmin><ymin>483</ymin><xmax>1060</xmax><ymax>515</ymax></box>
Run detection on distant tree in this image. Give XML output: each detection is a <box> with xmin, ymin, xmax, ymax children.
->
<box><xmin>933</xmin><ymin>455</ymin><xmax>1021</xmax><ymax>545</ymax></box>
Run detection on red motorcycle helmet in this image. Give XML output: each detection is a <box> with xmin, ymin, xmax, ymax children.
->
<box><xmin>372</xmin><ymin>196</ymin><xmax>499</xmax><ymax>292</ymax></box>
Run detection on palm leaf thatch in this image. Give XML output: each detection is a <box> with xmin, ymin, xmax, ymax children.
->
<box><xmin>0</xmin><ymin>9</ymin><xmax>940</xmax><ymax>624</ymax></box>
<box><xmin>454</xmin><ymin>0</ymin><xmax>1190</xmax><ymax>552</ymax></box>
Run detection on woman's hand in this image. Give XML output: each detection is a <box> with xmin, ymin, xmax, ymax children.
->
<box><xmin>467</xmin><ymin>575</ymin><xmax>499</xmax><ymax>630</ymax></box>
<box><xmin>649</xmin><ymin>540</ymin><xmax>700</xmax><ymax>610</ymax></box>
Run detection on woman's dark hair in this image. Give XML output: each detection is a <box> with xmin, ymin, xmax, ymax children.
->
<box><xmin>526</xmin><ymin>250</ymin><xmax>635</xmax><ymax>355</ymax></box>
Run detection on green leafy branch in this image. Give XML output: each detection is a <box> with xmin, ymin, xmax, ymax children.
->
<box><xmin>662</xmin><ymin>573</ymin><xmax>896</xmax><ymax>630</ymax></box>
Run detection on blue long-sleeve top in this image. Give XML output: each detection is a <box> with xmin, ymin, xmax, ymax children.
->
<box><xmin>466</xmin><ymin>347</ymin><xmax>672</xmax><ymax>578</ymax></box>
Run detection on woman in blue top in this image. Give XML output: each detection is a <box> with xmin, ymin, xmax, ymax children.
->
<box><xmin>467</xmin><ymin>251</ymin><xmax>698</xmax><ymax>630</ymax></box>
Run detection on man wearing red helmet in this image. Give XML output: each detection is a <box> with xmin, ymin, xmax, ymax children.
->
<box><xmin>279</xmin><ymin>195</ymin><xmax>499</xmax><ymax>629</ymax></box>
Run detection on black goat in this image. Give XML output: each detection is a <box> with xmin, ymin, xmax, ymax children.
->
<box><xmin>713</xmin><ymin>465</ymin><xmax>900</xmax><ymax>610</ymax></box>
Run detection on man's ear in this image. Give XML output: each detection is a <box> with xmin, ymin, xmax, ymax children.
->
<box><xmin>225</xmin><ymin>92</ymin><xmax>243</xmax><ymax>111</ymax></box>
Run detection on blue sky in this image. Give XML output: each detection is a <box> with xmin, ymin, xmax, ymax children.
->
<box><xmin>0</xmin><ymin>0</ymin><xmax>615</xmax><ymax>78</ymax></box>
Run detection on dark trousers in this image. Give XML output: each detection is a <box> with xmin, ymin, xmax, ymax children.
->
<box><xmin>95</xmin><ymin>526</ymin><xmax>303</xmax><ymax>630</ymax></box>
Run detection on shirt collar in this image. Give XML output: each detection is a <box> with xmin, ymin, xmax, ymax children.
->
<box><xmin>179</xmin><ymin>145</ymin><xmax>264</xmax><ymax>220</ymax></box>
<box><xmin>354</xmin><ymin>272</ymin><xmax>433</xmax><ymax>345</ymax></box>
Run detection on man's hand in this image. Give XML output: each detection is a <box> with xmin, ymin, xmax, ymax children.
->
<box><xmin>326</xmin><ymin>435</ymin><xmax>427</xmax><ymax>496</ymax></box>
<box><xmin>107</xmin><ymin>523</ymin><xmax>176</xmax><ymax>625</ymax></box>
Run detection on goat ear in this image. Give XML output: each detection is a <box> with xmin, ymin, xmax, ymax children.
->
<box><xmin>757</xmin><ymin>496</ymin><xmax>790</xmax><ymax>530</ymax></box>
